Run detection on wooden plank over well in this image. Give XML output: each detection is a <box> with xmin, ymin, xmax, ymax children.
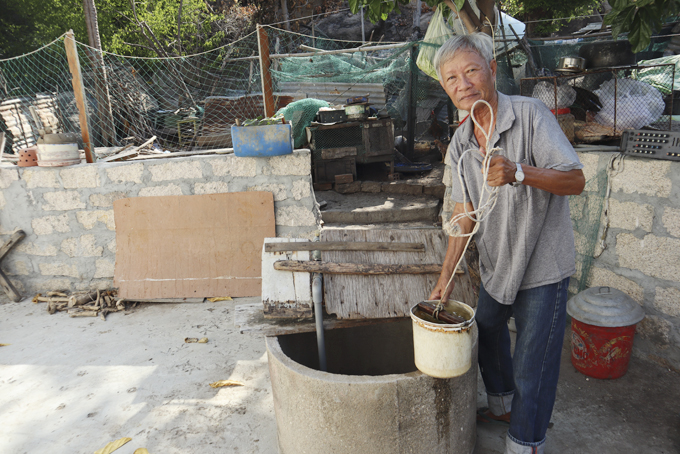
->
<box><xmin>114</xmin><ymin>192</ymin><xmax>275</xmax><ymax>299</ymax></box>
<box><xmin>321</xmin><ymin>229</ymin><xmax>476</xmax><ymax>319</ymax></box>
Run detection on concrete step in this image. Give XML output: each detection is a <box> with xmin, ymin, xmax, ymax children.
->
<box><xmin>317</xmin><ymin>191</ymin><xmax>441</xmax><ymax>225</ymax></box>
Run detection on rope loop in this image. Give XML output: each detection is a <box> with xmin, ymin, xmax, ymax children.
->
<box><xmin>438</xmin><ymin>99</ymin><xmax>502</xmax><ymax>309</ymax></box>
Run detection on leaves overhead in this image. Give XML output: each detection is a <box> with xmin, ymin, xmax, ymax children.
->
<box><xmin>604</xmin><ymin>0</ymin><xmax>679</xmax><ymax>53</ymax></box>
<box><xmin>348</xmin><ymin>0</ymin><xmax>410</xmax><ymax>23</ymax></box>
<box><xmin>0</xmin><ymin>0</ymin><xmax>261</xmax><ymax>58</ymax></box>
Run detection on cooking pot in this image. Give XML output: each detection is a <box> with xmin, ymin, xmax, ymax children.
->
<box><xmin>556</xmin><ymin>56</ymin><xmax>585</xmax><ymax>73</ymax></box>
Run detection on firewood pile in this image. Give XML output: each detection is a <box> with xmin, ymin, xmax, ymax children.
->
<box><xmin>32</xmin><ymin>290</ymin><xmax>137</xmax><ymax>321</ymax></box>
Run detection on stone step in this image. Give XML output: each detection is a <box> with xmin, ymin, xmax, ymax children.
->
<box><xmin>317</xmin><ymin>191</ymin><xmax>441</xmax><ymax>225</ymax></box>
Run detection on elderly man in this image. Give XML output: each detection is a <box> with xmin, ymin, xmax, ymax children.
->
<box><xmin>429</xmin><ymin>33</ymin><xmax>585</xmax><ymax>454</ymax></box>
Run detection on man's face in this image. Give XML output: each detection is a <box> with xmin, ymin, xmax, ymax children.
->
<box><xmin>439</xmin><ymin>49</ymin><xmax>497</xmax><ymax>112</ymax></box>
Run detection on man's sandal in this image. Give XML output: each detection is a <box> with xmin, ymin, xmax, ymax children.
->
<box><xmin>476</xmin><ymin>408</ymin><xmax>511</xmax><ymax>426</ymax></box>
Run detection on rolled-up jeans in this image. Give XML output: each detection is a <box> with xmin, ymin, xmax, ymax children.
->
<box><xmin>476</xmin><ymin>277</ymin><xmax>569</xmax><ymax>454</ymax></box>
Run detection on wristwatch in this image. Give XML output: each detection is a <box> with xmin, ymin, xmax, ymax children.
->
<box><xmin>512</xmin><ymin>163</ymin><xmax>525</xmax><ymax>187</ymax></box>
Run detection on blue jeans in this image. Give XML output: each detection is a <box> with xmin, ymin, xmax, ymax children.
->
<box><xmin>476</xmin><ymin>277</ymin><xmax>569</xmax><ymax>454</ymax></box>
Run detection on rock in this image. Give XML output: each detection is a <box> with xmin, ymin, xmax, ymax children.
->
<box><xmin>314</xmin><ymin>11</ymin><xmax>381</xmax><ymax>42</ymax></box>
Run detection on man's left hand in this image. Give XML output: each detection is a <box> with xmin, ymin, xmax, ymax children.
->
<box><xmin>485</xmin><ymin>155</ymin><xmax>517</xmax><ymax>187</ymax></box>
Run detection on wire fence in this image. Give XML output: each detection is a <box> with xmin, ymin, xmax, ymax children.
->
<box><xmin>0</xmin><ymin>25</ymin><xmax>677</xmax><ymax>158</ymax></box>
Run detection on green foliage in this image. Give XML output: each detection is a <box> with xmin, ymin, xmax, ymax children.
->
<box><xmin>348</xmin><ymin>0</ymin><xmax>410</xmax><ymax>22</ymax></box>
<box><xmin>501</xmin><ymin>0</ymin><xmax>600</xmax><ymax>36</ymax></box>
<box><xmin>0</xmin><ymin>0</ymin><xmax>259</xmax><ymax>59</ymax></box>
<box><xmin>604</xmin><ymin>0</ymin><xmax>679</xmax><ymax>53</ymax></box>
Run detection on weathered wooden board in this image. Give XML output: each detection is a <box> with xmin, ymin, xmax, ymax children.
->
<box><xmin>321</xmin><ymin>229</ymin><xmax>476</xmax><ymax>319</ymax></box>
<box><xmin>234</xmin><ymin>302</ymin><xmax>404</xmax><ymax>337</ymax></box>
<box><xmin>114</xmin><ymin>192</ymin><xmax>275</xmax><ymax>299</ymax></box>
<box><xmin>261</xmin><ymin>238</ymin><xmax>312</xmax><ymax>319</ymax></box>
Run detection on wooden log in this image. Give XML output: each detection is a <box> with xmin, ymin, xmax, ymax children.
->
<box><xmin>0</xmin><ymin>230</ymin><xmax>26</xmax><ymax>260</ymax></box>
<box><xmin>101</xmin><ymin>136</ymin><xmax>156</xmax><ymax>162</ymax></box>
<box><xmin>416</xmin><ymin>301</ymin><xmax>466</xmax><ymax>324</ymax></box>
<box><xmin>265</xmin><ymin>241</ymin><xmax>426</xmax><ymax>253</ymax></box>
<box><xmin>274</xmin><ymin>260</ymin><xmax>442</xmax><ymax>275</ymax></box>
<box><xmin>0</xmin><ymin>230</ymin><xmax>26</xmax><ymax>302</ymax></box>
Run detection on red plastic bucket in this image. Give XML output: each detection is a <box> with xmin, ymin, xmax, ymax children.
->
<box><xmin>570</xmin><ymin>318</ymin><xmax>636</xmax><ymax>379</ymax></box>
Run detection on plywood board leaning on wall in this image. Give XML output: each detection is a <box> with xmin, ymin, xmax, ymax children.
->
<box><xmin>321</xmin><ymin>229</ymin><xmax>476</xmax><ymax>319</ymax></box>
<box><xmin>114</xmin><ymin>192</ymin><xmax>275</xmax><ymax>299</ymax></box>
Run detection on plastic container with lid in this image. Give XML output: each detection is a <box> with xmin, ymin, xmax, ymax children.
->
<box><xmin>567</xmin><ymin>286</ymin><xmax>645</xmax><ymax>379</ymax></box>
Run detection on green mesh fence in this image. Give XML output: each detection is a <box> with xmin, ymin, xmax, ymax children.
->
<box><xmin>0</xmin><ymin>25</ymin><xmax>527</xmax><ymax>156</ymax></box>
<box><xmin>569</xmin><ymin>166</ymin><xmax>608</xmax><ymax>296</ymax></box>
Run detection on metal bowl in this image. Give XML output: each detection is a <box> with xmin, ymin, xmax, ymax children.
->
<box><xmin>556</xmin><ymin>56</ymin><xmax>586</xmax><ymax>73</ymax></box>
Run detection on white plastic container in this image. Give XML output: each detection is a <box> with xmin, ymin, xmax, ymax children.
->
<box><xmin>410</xmin><ymin>300</ymin><xmax>476</xmax><ymax>378</ymax></box>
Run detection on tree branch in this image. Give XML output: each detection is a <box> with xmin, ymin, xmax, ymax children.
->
<box><xmin>177</xmin><ymin>0</ymin><xmax>184</xmax><ymax>54</ymax></box>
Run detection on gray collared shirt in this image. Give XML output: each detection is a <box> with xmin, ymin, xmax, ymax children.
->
<box><xmin>448</xmin><ymin>92</ymin><xmax>583</xmax><ymax>305</ymax></box>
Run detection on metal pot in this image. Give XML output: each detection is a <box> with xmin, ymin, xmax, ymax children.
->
<box><xmin>556</xmin><ymin>56</ymin><xmax>586</xmax><ymax>73</ymax></box>
<box><xmin>345</xmin><ymin>104</ymin><xmax>368</xmax><ymax>120</ymax></box>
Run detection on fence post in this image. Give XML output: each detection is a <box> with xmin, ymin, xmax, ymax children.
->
<box><xmin>64</xmin><ymin>30</ymin><xmax>95</xmax><ymax>163</ymax></box>
<box><xmin>257</xmin><ymin>25</ymin><xmax>276</xmax><ymax>118</ymax></box>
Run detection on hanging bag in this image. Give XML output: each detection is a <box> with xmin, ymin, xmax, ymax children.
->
<box><xmin>416</xmin><ymin>6</ymin><xmax>455</xmax><ymax>80</ymax></box>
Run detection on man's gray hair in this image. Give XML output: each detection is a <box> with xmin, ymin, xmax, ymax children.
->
<box><xmin>434</xmin><ymin>33</ymin><xmax>494</xmax><ymax>81</ymax></box>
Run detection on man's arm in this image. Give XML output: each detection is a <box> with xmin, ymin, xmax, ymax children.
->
<box><xmin>429</xmin><ymin>201</ymin><xmax>476</xmax><ymax>303</ymax></box>
<box><xmin>485</xmin><ymin>155</ymin><xmax>585</xmax><ymax>196</ymax></box>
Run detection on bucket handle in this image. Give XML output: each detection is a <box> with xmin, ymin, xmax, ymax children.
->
<box><xmin>598</xmin><ymin>286</ymin><xmax>611</xmax><ymax>294</ymax></box>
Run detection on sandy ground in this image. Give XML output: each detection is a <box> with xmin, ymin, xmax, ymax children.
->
<box><xmin>2</xmin><ymin>297</ymin><xmax>679</xmax><ymax>454</ymax></box>
<box><xmin>0</xmin><ymin>297</ymin><xmax>276</xmax><ymax>454</ymax></box>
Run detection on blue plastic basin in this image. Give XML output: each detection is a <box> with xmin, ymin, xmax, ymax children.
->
<box><xmin>231</xmin><ymin>124</ymin><xmax>293</xmax><ymax>157</ymax></box>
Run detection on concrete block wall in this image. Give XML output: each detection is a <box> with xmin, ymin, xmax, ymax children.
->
<box><xmin>442</xmin><ymin>150</ymin><xmax>680</xmax><ymax>370</ymax></box>
<box><xmin>0</xmin><ymin>150</ymin><xmax>320</xmax><ymax>299</ymax></box>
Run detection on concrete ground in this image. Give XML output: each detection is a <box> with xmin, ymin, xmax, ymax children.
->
<box><xmin>1</xmin><ymin>297</ymin><xmax>679</xmax><ymax>454</ymax></box>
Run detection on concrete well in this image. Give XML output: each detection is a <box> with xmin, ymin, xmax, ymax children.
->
<box><xmin>266</xmin><ymin>319</ymin><xmax>478</xmax><ymax>454</ymax></box>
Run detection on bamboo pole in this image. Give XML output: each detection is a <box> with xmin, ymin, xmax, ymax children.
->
<box><xmin>64</xmin><ymin>30</ymin><xmax>95</xmax><ymax>163</ymax></box>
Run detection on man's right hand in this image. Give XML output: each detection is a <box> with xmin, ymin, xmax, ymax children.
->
<box><xmin>429</xmin><ymin>278</ymin><xmax>455</xmax><ymax>303</ymax></box>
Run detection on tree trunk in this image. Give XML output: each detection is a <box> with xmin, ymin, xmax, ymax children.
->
<box><xmin>82</xmin><ymin>0</ymin><xmax>116</xmax><ymax>146</ymax></box>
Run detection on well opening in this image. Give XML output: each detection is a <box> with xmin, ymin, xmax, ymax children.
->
<box><xmin>277</xmin><ymin>318</ymin><xmax>416</xmax><ymax>376</ymax></box>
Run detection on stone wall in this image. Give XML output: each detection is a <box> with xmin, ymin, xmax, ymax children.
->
<box><xmin>0</xmin><ymin>150</ymin><xmax>319</xmax><ymax>300</ymax></box>
<box><xmin>442</xmin><ymin>151</ymin><xmax>680</xmax><ymax>371</ymax></box>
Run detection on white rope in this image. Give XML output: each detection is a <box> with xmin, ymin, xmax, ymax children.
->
<box><xmin>438</xmin><ymin>98</ymin><xmax>501</xmax><ymax>312</ymax></box>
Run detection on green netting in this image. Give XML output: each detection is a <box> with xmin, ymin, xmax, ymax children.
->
<box><xmin>569</xmin><ymin>166</ymin><xmax>608</xmax><ymax>296</ymax></box>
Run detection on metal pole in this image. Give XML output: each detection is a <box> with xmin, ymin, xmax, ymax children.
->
<box><xmin>312</xmin><ymin>273</ymin><xmax>327</xmax><ymax>372</ymax></box>
<box><xmin>414</xmin><ymin>0</ymin><xmax>422</xmax><ymax>30</ymax></box>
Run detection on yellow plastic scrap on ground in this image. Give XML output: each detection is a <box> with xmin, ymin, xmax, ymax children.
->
<box><xmin>184</xmin><ymin>337</ymin><xmax>208</xmax><ymax>343</ymax></box>
<box><xmin>0</xmin><ymin>344</ymin><xmax>9</xmax><ymax>347</ymax></box>
<box><xmin>209</xmin><ymin>380</ymin><xmax>244</xmax><ymax>388</ymax></box>
<box><xmin>94</xmin><ymin>437</ymin><xmax>132</xmax><ymax>454</ymax></box>
<box><xmin>134</xmin><ymin>449</ymin><xmax>150</xmax><ymax>454</ymax></box>
<box><xmin>207</xmin><ymin>297</ymin><xmax>232</xmax><ymax>302</ymax></box>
